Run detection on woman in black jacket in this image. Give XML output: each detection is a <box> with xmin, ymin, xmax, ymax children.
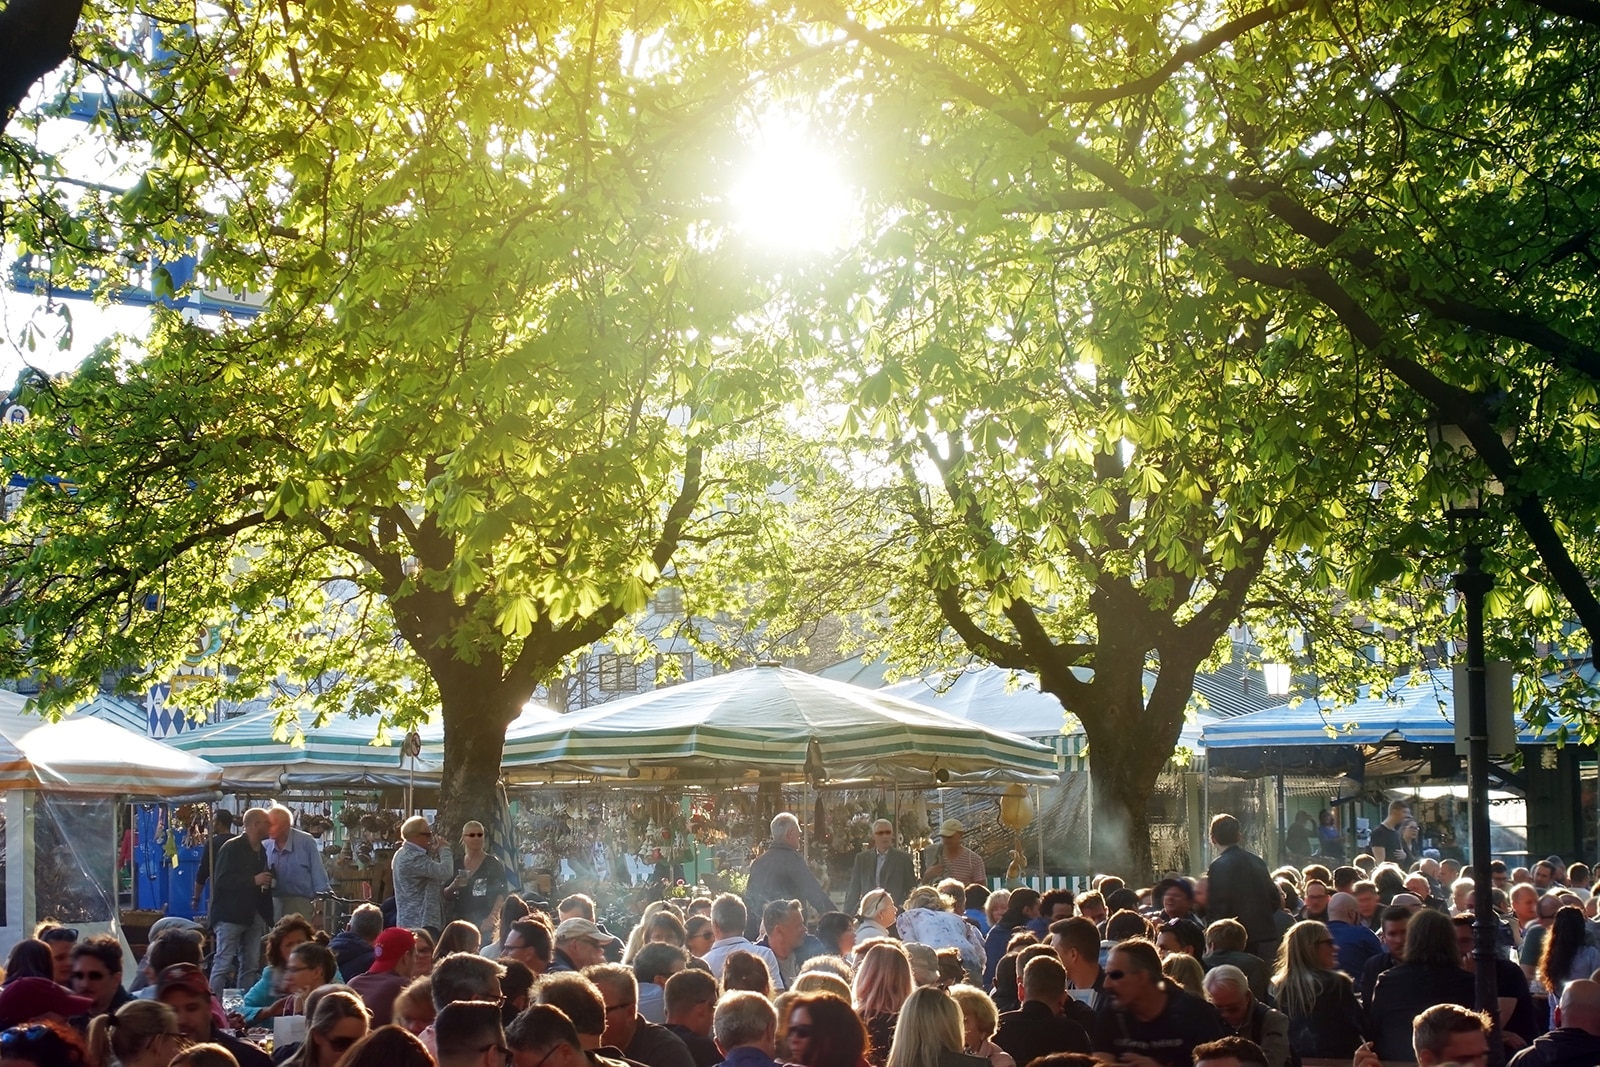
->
<box><xmin>1271</xmin><ymin>920</ymin><xmax>1366</xmax><ymax>1058</ymax></box>
<box><xmin>1368</xmin><ymin>908</ymin><xmax>1476</xmax><ymax>1059</ymax></box>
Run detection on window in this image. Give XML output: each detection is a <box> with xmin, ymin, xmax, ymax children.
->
<box><xmin>597</xmin><ymin>654</ymin><xmax>637</xmax><ymax>693</ymax></box>
<box><xmin>656</xmin><ymin>652</ymin><xmax>693</xmax><ymax>687</ymax></box>
<box><xmin>653</xmin><ymin>587</ymin><xmax>684</xmax><ymax>615</ymax></box>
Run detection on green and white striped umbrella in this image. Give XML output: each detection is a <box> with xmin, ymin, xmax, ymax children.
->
<box><xmin>499</xmin><ymin>664</ymin><xmax>1059</xmax><ymax>785</ymax></box>
<box><xmin>167</xmin><ymin>708</ymin><xmax>439</xmax><ymax>790</ymax></box>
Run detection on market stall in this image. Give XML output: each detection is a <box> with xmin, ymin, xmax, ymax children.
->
<box><xmin>0</xmin><ymin>690</ymin><xmax>223</xmax><ymax>963</ymax></box>
<box><xmin>495</xmin><ymin>664</ymin><xmax>1058</xmax><ymax>912</ymax></box>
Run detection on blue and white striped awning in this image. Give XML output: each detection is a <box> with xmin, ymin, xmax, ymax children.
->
<box><xmin>1201</xmin><ymin>668</ymin><xmax>1553</xmax><ymax>749</ymax></box>
<box><xmin>167</xmin><ymin>708</ymin><xmax>439</xmax><ymax>789</ymax></box>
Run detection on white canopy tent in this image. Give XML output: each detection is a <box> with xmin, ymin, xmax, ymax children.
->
<box><xmin>0</xmin><ymin>689</ymin><xmax>223</xmax><ymax>961</ymax></box>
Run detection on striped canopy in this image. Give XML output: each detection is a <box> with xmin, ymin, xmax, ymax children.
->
<box><xmin>167</xmin><ymin>707</ymin><xmax>440</xmax><ymax>790</ymax></box>
<box><xmin>0</xmin><ymin>690</ymin><xmax>223</xmax><ymax>796</ymax></box>
<box><xmin>499</xmin><ymin>664</ymin><xmax>1059</xmax><ymax>785</ymax></box>
<box><xmin>1201</xmin><ymin>668</ymin><xmax>1551</xmax><ymax>749</ymax></box>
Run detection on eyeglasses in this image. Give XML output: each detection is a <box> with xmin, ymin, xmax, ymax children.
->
<box><xmin>529</xmin><ymin>1043</ymin><xmax>565</xmax><ymax>1067</ymax></box>
<box><xmin>486</xmin><ymin>1044</ymin><xmax>513</xmax><ymax>1066</ymax></box>
<box><xmin>1105</xmin><ymin>970</ymin><xmax>1128</xmax><ymax>981</ymax></box>
<box><xmin>39</xmin><ymin>928</ymin><xmax>79</xmax><ymax>943</ymax></box>
<box><xmin>327</xmin><ymin>1035</ymin><xmax>360</xmax><ymax>1052</ymax></box>
<box><xmin>1</xmin><ymin>1026</ymin><xmax>51</xmax><ymax>1047</ymax></box>
<box><xmin>605</xmin><ymin>999</ymin><xmax>636</xmax><ymax>1015</ymax></box>
<box><xmin>72</xmin><ymin>970</ymin><xmax>110</xmax><ymax>981</ymax></box>
<box><xmin>1317</xmin><ymin>938</ymin><xmax>1336</xmax><ymax>946</ymax></box>
<box><xmin>789</xmin><ymin>1025</ymin><xmax>815</xmax><ymax>1039</ymax></box>
<box><xmin>464</xmin><ymin>832</ymin><xmax>484</xmax><ymax>837</ymax></box>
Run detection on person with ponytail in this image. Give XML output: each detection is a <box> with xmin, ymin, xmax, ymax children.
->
<box><xmin>84</xmin><ymin>998</ymin><xmax>188</xmax><ymax>1066</ymax></box>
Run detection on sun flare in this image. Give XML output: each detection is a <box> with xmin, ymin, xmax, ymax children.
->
<box><xmin>730</xmin><ymin>109</ymin><xmax>858</xmax><ymax>253</ymax></box>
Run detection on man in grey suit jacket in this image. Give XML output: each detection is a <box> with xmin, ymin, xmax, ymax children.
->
<box><xmin>844</xmin><ymin>819</ymin><xmax>916</xmax><ymax>914</ymax></box>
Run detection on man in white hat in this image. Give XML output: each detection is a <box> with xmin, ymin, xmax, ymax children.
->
<box><xmin>926</xmin><ymin>818</ymin><xmax>986</xmax><ymax>886</ymax></box>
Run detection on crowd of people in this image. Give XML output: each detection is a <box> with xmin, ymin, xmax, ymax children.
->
<box><xmin>8</xmin><ymin>803</ymin><xmax>1600</xmax><ymax>1067</ymax></box>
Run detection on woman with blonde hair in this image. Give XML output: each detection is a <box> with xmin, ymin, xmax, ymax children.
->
<box><xmin>854</xmin><ymin>940</ymin><xmax>913</xmax><ymax>1066</ymax></box>
<box><xmin>883</xmin><ymin>986</ymin><xmax>987</xmax><ymax>1067</ymax></box>
<box><xmin>1271</xmin><ymin>920</ymin><xmax>1364</xmax><ymax>1058</ymax></box>
<box><xmin>1159</xmin><ymin>952</ymin><xmax>1205</xmax><ymax>996</ymax></box>
<box><xmin>623</xmin><ymin>901</ymin><xmax>677</xmax><ymax>963</ymax></box>
<box><xmin>896</xmin><ymin>886</ymin><xmax>986</xmax><ymax>981</ymax></box>
<box><xmin>857</xmin><ymin>889</ymin><xmax>898</xmax><ymax>942</ymax></box>
<box><xmin>279</xmin><ymin>990</ymin><xmax>371</xmax><ymax>1067</ymax></box>
<box><xmin>84</xmin><ymin>998</ymin><xmax>188</xmax><ymax>1067</ymax></box>
<box><xmin>947</xmin><ymin>985</ymin><xmax>1013</xmax><ymax>1067</ymax></box>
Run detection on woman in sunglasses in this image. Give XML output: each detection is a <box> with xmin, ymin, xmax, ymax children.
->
<box><xmin>445</xmin><ymin>820</ymin><xmax>510</xmax><ymax>944</ymax></box>
<box><xmin>279</xmin><ymin>990</ymin><xmax>371</xmax><ymax>1067</ymax></box>
<box><xmin>786</xmin><ymin>992</ymin><xmax>869</xmax><ymax>1067</ymax></box>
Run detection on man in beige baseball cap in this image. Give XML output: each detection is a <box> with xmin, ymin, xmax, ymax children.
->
<box><xmin>926</xmin><ymin>817</ymin><xmax>986</xmax><ymax>886</ymax></box>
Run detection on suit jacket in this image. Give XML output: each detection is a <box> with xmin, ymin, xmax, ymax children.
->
<box><xmin>845</xmin><ymin>847</ymin><xmax>916</xmax><ymax>912</ymax></box>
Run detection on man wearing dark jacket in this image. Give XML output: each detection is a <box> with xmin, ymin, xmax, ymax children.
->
<box><xmin>994</xmin><ymin>957</ymin><xmax>1092</xmax><ymax>1067</ymax></box>
<box><xmin>206</xmin><ymin>806</ymin><xmax>274</xmax><ymax>994</ymax></box>
<box><xmin>742</xmin><ymin>813</ymin><xmax>834</xmax><ymax>939</ymax></box>
<box><xmin>330</xmin><ymin>902</ymin><xmax>384</xmax><ymax>979</ymax></box>
<box><xmin>843</xmin><ymin>820</ymin><xmax>916</xmax><ymax>914</ymax></box>
<box><xmin>1510</xmin><ymin>979</ymin><xmax>1600</xmax><ymax>1067</ymax></box>
<box><xmin>1205</xmin><ymin>814</ymin><xmax>1281</xmax><ymax>961</ymax></box>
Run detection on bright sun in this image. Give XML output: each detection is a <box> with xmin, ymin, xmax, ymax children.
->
<box><xmin>729</xmin><ymin>109</ymin><xmax>858</xmax><ymax>253</ymax></box>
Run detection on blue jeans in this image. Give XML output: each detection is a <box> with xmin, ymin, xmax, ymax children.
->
<box><xmin>210</xmin><ymin>915</ymin><xmax>267</xmax><ymax>995</ymax></box>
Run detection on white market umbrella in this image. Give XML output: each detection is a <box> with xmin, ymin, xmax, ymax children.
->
<box><xmin>0</xmin><ymin>691</ymin><xmax>223</xmax><ymax>796</ymax></box>
<box><xmin>499</xmin><ymin>664</ymin><xmax>1059</xmax><ymax>786</ymax></box>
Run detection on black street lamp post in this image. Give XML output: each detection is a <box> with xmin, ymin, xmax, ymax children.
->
<box><xmin>1430</xmin><ymin>415</ymin><xmax>1501</xmax><ymax>1061</ymax></box>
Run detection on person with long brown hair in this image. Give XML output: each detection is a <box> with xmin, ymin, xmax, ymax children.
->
<box><xmin>240</xmin><ymin>915</ymin><xmax>323</xmax><ymax>1024</ymax></box>
<box><xmin>278</xmin><ymin>990</ymin><xmax>371</xmax><ymax>1067</ymax></box>
<box><xmin>786</xmin><ymin>992</ymin><xmax>869</xmax><ymax>1067</ymax></box>
<box><xmin>331</xmin><ymin>1022</ymin><xmax>437</xmax><ymax>1067</ymax></box>
<box><xmin>853</xmin><ymin>941</ymin><xmax>913</xmax><ymax>1066</ymax></box>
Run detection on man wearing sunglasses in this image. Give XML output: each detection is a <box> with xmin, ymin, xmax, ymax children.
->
<box><xmin>1092</xmin><ymin>939</ymin><xmax>1226</xmax><ymax>1067</ymax></box>
<box><xmin>507</xmin><ymin>1003</ymin><xmax>592</xmax><ymax>1067</ymax></box>
<box><xmin>446</xmin><ymin>820</ymin><xmax>511</xmax><ymax>944</ymax></box>
<box><xmin>844</xmin><ymin>820</ymin><xmax>915</xmax><ymax>916</ymax></box>
<box><xmin>438</xmin><ymin>999</ymin><xmax>513</xmax><ymax>1067</ymax></box>
<box><xmin>394</xmin><ymin>815</ymin><xmax>455</xmax><ymax>933</ymax></box>
<box><xmin>69</xmin><ymin>935</ymin><xmax>131</xmax><ymax>1017</ymax></box>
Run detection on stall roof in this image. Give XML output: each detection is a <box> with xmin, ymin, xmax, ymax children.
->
<box><xmin>1201</xmin><ymin>668</ymin><xmax>1554</xmax><ymax>749</ymax></box>
<box><xmin>167</xmin><ymin>707</ymin><xmax>439</xmax><ymax>790</ymax></box>
<box><xmin>0</xmin><ymin>690</ymin><xmax>223</xmax><ymax>796</ymax></box>
<box><xmin>499</xmin><ymin>664</ymin><xmax>1059</xmax><ymax>785</ymax></box>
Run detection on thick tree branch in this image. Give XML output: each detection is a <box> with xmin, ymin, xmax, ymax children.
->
<box><xmin>0</xmin><ymin>0</ymin><xmax>83</xmax><ymax>128</ymax></box>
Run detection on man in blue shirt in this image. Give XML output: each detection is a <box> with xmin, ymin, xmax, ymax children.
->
<box><xmin>264</xmin><ymin>804</ymin><xmax>331</xmax><ymax>922</ymax></box>
<box><xmin>1326</xmin><ymin>892</ymin><xmax>1382</xmax><ymax>978</ymax></box>
<box><xmin>712</xmin><ymin>991</ymin><xmax>790</xmax><ymax>1067</ymax></box>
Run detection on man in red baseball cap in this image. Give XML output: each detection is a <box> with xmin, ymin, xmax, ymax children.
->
<box><xmin>349</xmin><ymin>927</ymin><xmax>418</xmax><ymax>1026</ymax></box>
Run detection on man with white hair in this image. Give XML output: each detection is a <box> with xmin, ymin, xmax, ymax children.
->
<box><xmin>264</xmin><ymin>803</ymin><xmax>331</xmax><ymax>921</ymax></box>
<box><xmin>393</xmin><ymin>814</ymin><xmax>454</xmax><ymax>931</ymax></box>
<box><xmin>1202</xmin><ymin>965</ymin><xmax>1289</xmax><ymax>1067</ymax></box>
<box><xmin>742</xmin><ymin>813</ymin><xmax>833</xmax><ymax>938</ymax></box>
<box><xmin>844</xmin><ymin>819</ymin><xmax>915</xmax><ymax>912</ymax></box>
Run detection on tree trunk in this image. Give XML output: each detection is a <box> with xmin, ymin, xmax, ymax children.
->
<box><xmin>0</xmin><ymin>0</ymin><xmax>85</xmax><ymax>128</ymax></box>
<box><xmin>1081</xmin><ymin>720</ymin><xmax>1168</xmax><ymax>879</ymax></box>
<box><xmin>435</xmin><ymin>684</ymin><xmax>520</xmax><ymax>842</ymax></box>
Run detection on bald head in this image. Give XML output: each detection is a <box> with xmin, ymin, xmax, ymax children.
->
<box><xmin>1389</xmin><ymin>893</ymin><xmax>1423</xmax><ymax>912</ymax></box>
<box><xmin>1558</xmin><ymin>979</ymin><xmax>1600</xmax><ymax>1034</ymax></box>
<box><xmin>1328</xmin><ymin>892</ymin><xmax>1360</xmax><ymax>925</ymax></box>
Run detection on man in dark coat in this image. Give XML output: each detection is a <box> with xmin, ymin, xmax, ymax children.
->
<box><xmin>994</xmin><ymin>956</ymin><xmax>1092</xmax><ymax>1067</ymax></box>
<box><xmin>843</xmin><ymin>819</ymin><xmax>916</xmax><ymax>914</ymax></box>
<box><xmin>1204</xmin><ymin>814</ymin><xmax>1282</xmax><ymax>961</ymax></box>
<box><xmin>742</xmin><ymin>812</ymin><xmax>833</xmax><ymax>939</ymax></box>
